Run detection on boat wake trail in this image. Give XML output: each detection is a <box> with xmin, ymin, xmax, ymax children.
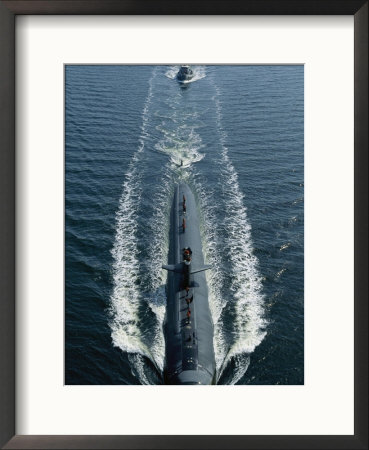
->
<box><xmin>194</xmin><ymin>81</ymin><xmax>267</xmax><ymax>384</ymax></box>
<box><xmin>155</xmin><ymin>126</ymin><xmax>205</xmax><ymax>169</ymax></box>
<box><xmin>110</xmin><ymin>67</ymin><xmax>266</xmax><ymax>385</ymax></box>
<box><xmin>110</xmin><ymin>69</ymin><xmax>166</xmax><ymax>383</ymax></box>
<box><xmin>217</xmin><ymin>154</ymin><xmax>267</xmax><ymax>382</ymax></box>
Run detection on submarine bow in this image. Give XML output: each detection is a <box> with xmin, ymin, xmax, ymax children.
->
<box><xmin>162</xmin><ymin>183</ymin><xmax>216</xmax><ymax>385</ymax></box>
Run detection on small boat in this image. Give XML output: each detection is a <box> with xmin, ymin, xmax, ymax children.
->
<box><xmin>176</xmin><ymin>65</ymin><xmax>194</xmax><ymax>83</ymax></box>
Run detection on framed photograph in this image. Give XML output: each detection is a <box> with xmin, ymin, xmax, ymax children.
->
<box><xmin>0</xmin><ymin>1</ymin><xmax>367</xmax><ymax>449</ymax></box>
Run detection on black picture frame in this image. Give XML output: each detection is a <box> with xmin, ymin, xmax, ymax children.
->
<box><xmin>0</xmin><ymin>1</ymin><xmax>367</xmax><ymax>449</ymax></box>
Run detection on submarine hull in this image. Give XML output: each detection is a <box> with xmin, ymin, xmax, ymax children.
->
<box><xmin>163</xmin><ymin>183</ymin><xmax>216</xmax><ymax>385</ymax></box>
<box><xmin>176</xmin><ymin>66</ymin><xmax>194</xmax><ymax>83</ymax></box>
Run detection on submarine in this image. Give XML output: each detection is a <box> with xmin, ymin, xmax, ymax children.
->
<box><xmin>162</xmin><ymin>183</ymin><xmax>216</xmax><ymax>384</ymax></box>
<box><xmin>176</xmin><ymin>65</ymin><xmax>194</xmax><ymax>83</ymax></box>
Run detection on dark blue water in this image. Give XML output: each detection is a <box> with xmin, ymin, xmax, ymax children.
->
<box><xmin>65</xmin><ymin>65</ymin><xmax>304</xmax><ymax>385</ymax></box>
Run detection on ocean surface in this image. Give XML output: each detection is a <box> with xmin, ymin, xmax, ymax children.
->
<box><xmin>65</xmin><ymin>65</ymin><xmax>304</xmax><ymax>385</ymax></box>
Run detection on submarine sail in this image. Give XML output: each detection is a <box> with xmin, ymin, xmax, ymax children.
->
<box><xmin>162</xmin><ymin>183</ymin><xmax>216</xmax><ymax>384</ymax></box>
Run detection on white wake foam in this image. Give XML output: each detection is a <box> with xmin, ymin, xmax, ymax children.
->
<box><xmin>110</xmin><ymin>69</ymin><xmax>162</xmax><ymax>373</ymax></box>
<box><xmin>155</xmin><ymin>127</ymin><xmax>205</xmax><ymax>169</ymax></box>
<box><xmin>142</xmin><ymin>170</ymin><xmax>175</xmax><ymax>371</ymax></box>
<box><xmin>210</xmin><ymin>81</ymin><xmax>267</xmax><ymax>383</ymax></box>
<box><xmin>110</xmin><ymin>163</ymin><xmax>148</xmax><ymax>357</ymax></box>
<box><xmin>154</xmin><ymin>82</ymin><xmax>206</xmax><ymax>170</ymax></box>
<box><xmin>227</xmin><ymin>355</ymin><xmax>251</xmax><ymax>385</ymax></box>
<box><xmin>128</xmin><ymin>353</ymin><xmax>151</xmax><ymax>385</ymax></box>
